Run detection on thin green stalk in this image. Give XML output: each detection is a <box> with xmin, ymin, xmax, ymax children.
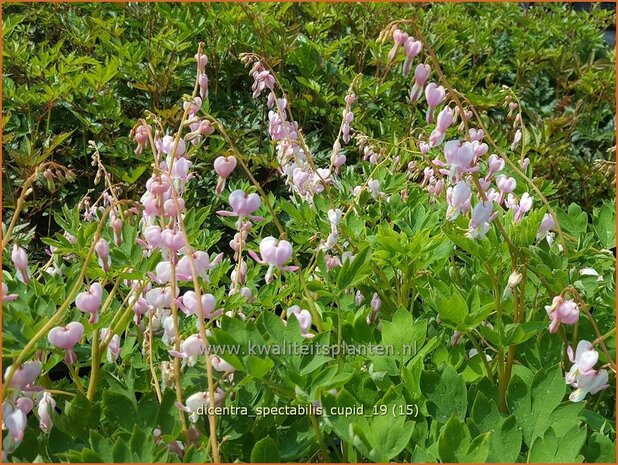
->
<box><xmin>466</xmin><ymin>330</ymin><xmax>494</xmax><ymax>384</ymax></box>
<box><xmin>67</xmin><ymin>363</ymin><xmax>85</xmax><ymax>396</ymax></box>
<box><xmin>309</xmin><ymin>414</ymin><xmax>333</xmax><ymax>462</ymax></box>
<box><xmin>86</xmin><ymin>330</ymin><xmax>100</xmax><ymax>401</ymax></box>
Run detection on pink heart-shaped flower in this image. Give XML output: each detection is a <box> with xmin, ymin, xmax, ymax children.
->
<box><xmin>5</xmin><ymin>361</ymin><xmax>42</xmax><ymax>389</ymax></box>
<box><xmin>161</xmin><ymin>229</ymin><xmax>187</xmax><ymax>251</ymax></box>
<box><xmin>214</xmin><ymin>156</ymin><xmax>237</xmax><ymax>178</ymax></box>
<box><xmin>229</xmin><ymin>190</ymin><xmax>261</xmax><ymax>216</ymax></box>
<box><xmin>48</xmin><ymin>321</ymin><xmax>84</xmax><ymax>350</ymax></box>
<box><xmin>75</xmin><ymin>283</ymin><xmax>103</xmax><ymax>315</ymax></box>
<box><xmin>259</xmin><ymin>237</ymin><xmax>293</xmax><ymax>267</ymax></box>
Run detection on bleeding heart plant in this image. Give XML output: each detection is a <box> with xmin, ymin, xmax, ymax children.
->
<box><xmin>1</xmin><ymin>11</ymin><xmax>615</xmax><ymax>465</ymax></box>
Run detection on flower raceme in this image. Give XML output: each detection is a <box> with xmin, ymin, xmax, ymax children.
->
<box><xmin>388</xmin><ymin>26</ymin><xmax>423</xmax><ymax>77</ymax></box>
<box><xmin>244</xmin><ymin>56</ymin><xmax>334</xmax><ymax>202</ymax></box>
<box><xmin>249</xmin><ymin>61</ymin><xmax>276</xmax><ymax>98</ymax></box>
<box><xmin>341</xmin><ymin>92</ymin><xmax>356</xmax><ymax>145</ymax></box>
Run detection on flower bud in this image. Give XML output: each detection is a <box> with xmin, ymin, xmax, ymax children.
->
<box><xmin>508</xmin><ymin>271</ymin><xmax>522</xmax><ymax>288</ymax></box>
<box><xmin>94</xmin><ymin>238</ymin><xmax>111</xmax><ymax>272</ymax></box>
<box><xmin>11</xmin><ymin>245</ymin><xmax>30</xmax><ymax>284</ymax></box>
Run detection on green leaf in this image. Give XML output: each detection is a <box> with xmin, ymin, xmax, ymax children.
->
<box><xmin>364</xmin><ymin>406</ymin><xmax>414</xmax><ymax>462</ymax></box>
<box><xmin>112</xmin><ymin>438</ymin><xmax>132</xmax><ymax>463</ymax></box>
<box><xmin>438</xmin><ymin>415</ymin><xmax>490</xmax><ymax>462</ymax></box>
<box><xmin>89</xmin><ymin>431</ymin><xmax>114</xmax><ymax>462</ymax></box>
<box><xmin>381</xmin><ymin>308</ymin><xmax>426</xmax><ymax>364</ymax></box>
<box><xmin>436</xmin><ymin>286</ymin><xmax>468</xmax><ymax>328</ymax></box>
<box><xmin>103</xmin><ymin>391</ymin><xmax>137</xmax><ymax>431</ymax></box>
<box><xmin>250</xmin><ymin>437</ymin><xmax>281</xmax><ymax>463</ymax></box>
<box><xmin>336</xmin><ymin>246</ymin><xmax>372</xmax><ymax>291</ymax></box>
<box><xmin>593</xmin><ymin>201</ymin><xmax>616</xmax><ymax>249</ymax></box>
<box><xmin>528</xmin><ymin>425</ymin><xmax>586</xmax><ymax>462</ymax></box>
<box><xmin>583</xmin><ymin>432</ymin><xmax>617</xmax><ymax>462</ymax></box>
<box><xmin>80</xmin><ymin>449</ymin><xmax>104</xmax><ymax>463</ymax></box>
<box><xmin>244</xmin><ymin>355</ymin><xmax>274</xmax><ymax>379</ymax></box>
<box><xmin>424</xmin><ymin>365</ymin><xmax>467</xmax><ymax>423</ymax></box>
<box><xmin>503</xmin><ymin>321</ymin><xmax>546</xmax><ymax>346</ymax></box>
<box><xmin>508</xmin><ymin>366</ymin><xmax>568</xmax><ymax>445</ymax></box>
<box><xmin>470</xmin><ymin>392</ymin><xmax>522</xmax><ymax>462</ymax></box>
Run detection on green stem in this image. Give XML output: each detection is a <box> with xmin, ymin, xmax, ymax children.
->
<box><xmin>86</xmin><ymin>330</ymin><xmax>100</xmax><ymax>401</ymax></box>
<box><xmin>595</xmin><ymin>327</ymin><xmax>616</xmax><ymax>346</ymax></box>
<box><xmin>309</xmin><ymin>414</ymin><xmax>332</xmax><ymax>462</ymax></box>
<box><xmin>467</xmin><ymin>330</ymin><xmax>494</xmax><ymax>384</ymax></box>
<box><xmin>67</xmin><ymin>363</ymin><xmax>85</xmax><ymax>396</ymax></box>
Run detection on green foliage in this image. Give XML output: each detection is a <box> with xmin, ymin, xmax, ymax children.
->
<box><xmin>2</xmin><ymin>2</ymin><xmax>615</xmax><ymax>241</ymax></box>
<box><xmin>2</xmin><ymin>2</ymin><xmax>616</xmax><ymax>464</ymax></box>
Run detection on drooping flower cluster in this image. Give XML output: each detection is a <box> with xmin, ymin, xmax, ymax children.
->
<box><xmin>2</xmin><ymin>361</ymin><xmax>59</xmax><ymax>454</ymax></box>
<box><xmin>331</xmin><ymin>91</ymin><xmax>357</xmax><ymax>175</ymax></box>
<box><xmin>242</xmin><ymin>56</ymin><xmax>332</xmax><ymax>202</ymax></box>
<box><xmin>408</xmin><ymin>73</ymin><xmax>540</xmax><ymax>242</ymax></box>
<box><xmin>388</xmin><ymin>28</ymin><xmax>422</xmax><ymax>77</ymax></box>
<box><xmin>423</xmin><ymin>128</ymin><xmax>534</xmax><ymax>240</ymax></box>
